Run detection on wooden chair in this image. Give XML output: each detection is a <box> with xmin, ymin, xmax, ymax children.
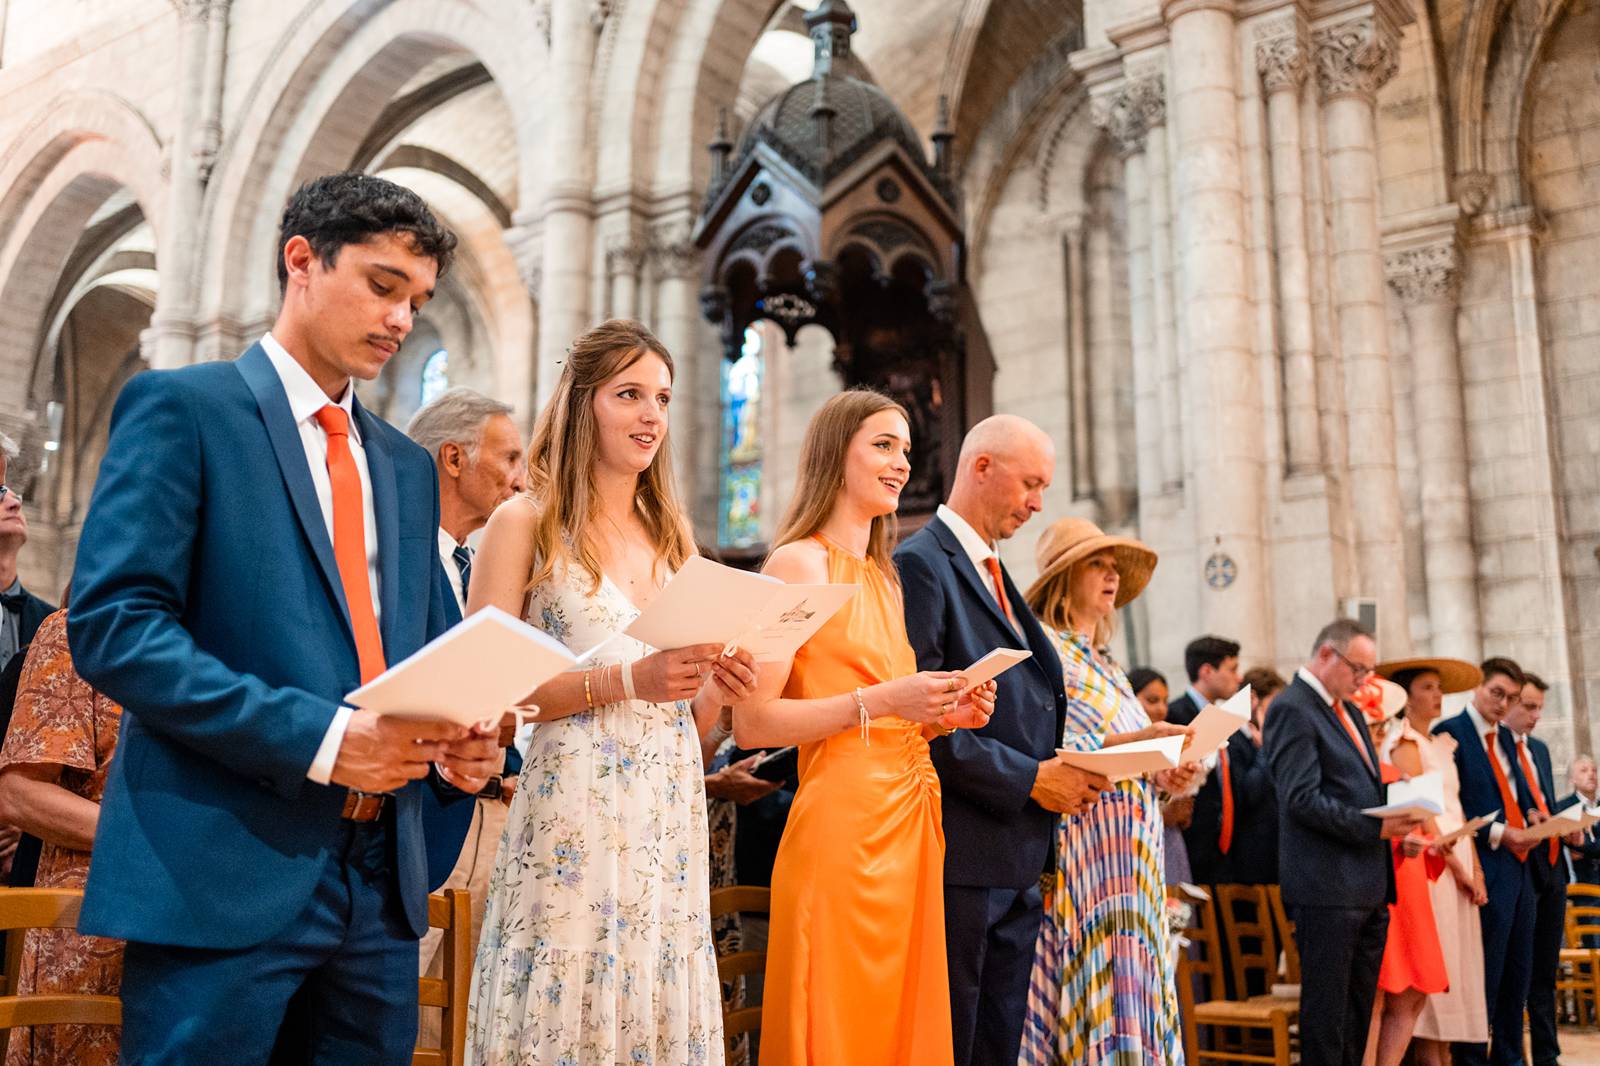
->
<box><xmin>709</xmin><ymin>886</ymin><xmax>770</xmax><ymax>1061</ymax></box>
<box><xmin>1557</xmin><ymin>883</ymin><xmax>1600</xmax><ymax>1026</ymax></box>
<box><xmin>414</xmin><ymin>889</ymin><xmax>472</xmax><ymax>1066</ymax></box>
<box><xmin>0</xmin><ymin>887</ymin><xmax>121</xmax><ymax>1059</ymax></box>
<box><xmin>1170</xmin><ymin>887</ymin><xmax>1297</xmax><ymax>1066</ymax></box>
<box><xmin>1216</xmin><ymin>885</ymin><xmax>1282</xmax><ymax>1001</ymax></box>
<box><xmin>1265</xmin><ymin>885</ymin><xmax>1299</xmax><ymax>986</ymax></box>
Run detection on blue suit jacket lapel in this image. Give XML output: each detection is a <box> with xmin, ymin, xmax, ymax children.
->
<box><xmin>235</xmin><ymin>345</ymin><xmax>353</xmax><ymax>637</ymax></box>
<box><xmin>354</xmin><ymin>398</ymin><xmax>401</xmax><ymax>654</ymax></box>
<box><xmin>928</xmin><ymin>518</ymin><xmax>1042</xmax><ymax>675</ymax></box>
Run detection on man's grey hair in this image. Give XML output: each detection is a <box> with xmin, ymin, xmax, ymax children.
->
<box><xmin>405</xmin><ymin>387</ymin><xmax>512</xmax><ymax>463</ymax></box>
<box><xmin>1573</xmin><ymin>754</ymin><xmax>1597</xmax><ymax>772</ymax></box>
<box><xmin>0</xmin><ymin>432</ymin><xmax>18</xmax><ymax>462</ymax></box>
<box><xmin>1310</xmin><ymin>617</ymin><xmax>1373</xmax><ymax>656</ymax></box>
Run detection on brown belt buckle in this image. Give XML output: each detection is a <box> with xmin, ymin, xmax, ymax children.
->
<box><xmin>341</xmin><ymin>790</ymin><xmax>386</xmax><ymax>822</ymax></box>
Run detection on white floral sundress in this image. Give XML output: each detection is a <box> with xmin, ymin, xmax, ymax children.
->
<box><xmin>466</xmin><ymin>561</ymin><xmax>723</xmax><ymax>1066</ymax></box>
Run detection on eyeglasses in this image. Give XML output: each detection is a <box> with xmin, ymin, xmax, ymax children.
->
<box><xmin>1481</xmin><ymin>683</ymin><xmax>1520</xmax><ymax>704</ymax></box>
<box><xmin>1330</xmin><ymin>645</ymin><xmax>1375</xmax><ymax>681</ymax></box>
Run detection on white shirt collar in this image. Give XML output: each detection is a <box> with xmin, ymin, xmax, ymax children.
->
<box><xmin>259</xmin><ymin>333</ymin><xmax>361</xmax><ymax>443</ymax></box>
<box><xmin>1186</xmin><ymin>686</ymin><xmax>1208</xmax><ymax>712</ymax></box>
<box><xmin>437</xmin><ymin>526</ymin><xmax>461</xmax><ymax>555</ymax></box>
<box><xmin>1465</xmin><ymin>701</ymin><xmax>1500</xmax><ymax>742</ymax></box>
<box><xmin>1295</xmin><ymin>667</ymin><xmax>1335</xmax><ymax>708</ymax></box>
<box><xmin>936</xmin><ymin>503</ymin><xmax>996</xmax><ymax>573</ymax></box>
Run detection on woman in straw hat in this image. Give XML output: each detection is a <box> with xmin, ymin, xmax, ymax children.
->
<box><xmin>1369</xmin><ymin>657</ymin><xmax>1487</xmax><ymax>1064</ymax></box>
<box><xmin>1016</xmin><ymin>519</ymin><xmax>1201</xmax><ymax>1065</ymax></box>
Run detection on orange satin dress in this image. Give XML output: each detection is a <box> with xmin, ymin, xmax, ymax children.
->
<box><xmin>758</xmin><ymin>537</ymin><xmax>953</xmax><ymax>1066</ymax></box>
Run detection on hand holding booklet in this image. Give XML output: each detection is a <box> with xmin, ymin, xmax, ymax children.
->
<box><xmin>956</xmin><ymin>648</ymin><xmax>1031</xmax><ymax>692</ymax></box>
<box><xmin>346</xmin><ymin>606</ymin><xmax>594</xmax><ymax>728</ymax></box>
<box><xmin>1518</xmin><ymin>807</ymin><xmax>1600</xmax><ymax>841</ymax></box>
<box><xmin>1362</xmin><ymin>771</ymin><xmax>1446</xmax><ymax>819</ymax></box>
<box><xmin>1055</xmin><ymin>735</ymin><xmax>1186</xmax><ymax>781</ymax></box>
<box><xmin>623</xmin><ymin>555</ymin><xmax>856</xmax><ymax>661</ymax></box>
<box><xmin>1180</xmin><ymin>687</ymin><xmax>1252</xmax><ymax>764</ymax></box>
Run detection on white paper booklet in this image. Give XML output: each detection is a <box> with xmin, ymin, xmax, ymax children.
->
<box><xmin>347</xmin><ymin>606</ymin><xmax>590</xmax><ymax>728</ymax></box>
<box><xmin>623</xmin><ymin>555</ymin><xmax>857</xmax><ymax>661</ymax></box>
<box><xmin>1181</xmin><ymin>687</ymin><xmax>1252</xmax><ymax>763</ymax></box>
<box><xmin>1362</xmin><ymin>771</ymin><xmax>1446</xmax><ymax>818</ymax></box>
<box><xmin>1055</xmin><ymin>734</ymin><xmax>1186</xmax><ymax>781</ymax></box>
<box><xmin>1519</xmin><ymin>807</ymin><xmax>1600</xmax><ymax>841</ymax></box>
<box><xmin>958</xmin><ymin>648</ymin><xmax>1032</xmax><ymax>691</ymax></box>
<box><xmin>1433</xmin><ymin>813</ymin><xmax>1499</xmax><ymax>848</ymax></box>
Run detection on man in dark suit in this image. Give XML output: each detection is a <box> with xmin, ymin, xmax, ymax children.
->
<box><xmin>1434</xmin><ymin>657</ymin><xmax>1543</xmax><ymax>1066</ymax></box>
<box><xmin>1506</xmin><ymin>672</ymin><xmax>1575</xmax><ymax>1066</ymax></box>
<box><xmin>68</xmin><ymin>174</ymin><xmax>500</xmax><ymax>1064</ymax></box>
<box><xmin>897</xmin><ymin>414</ymin><xmax>1108</xmax><ymax>1066</ymax></box>
<box><xmin>0</xmin><ymin>444</ymin><xmax>54</xmax><ymax>882</ymax></box>
<box><xmin>1264</xmin><ymin>618</ymin><xmax>1422</xmax><ymax>1066</ymax></box>
<box><xmin>1564</xmin><ymin>754</ymin><xmax>1600</xmax><ymax>886</ymax></box>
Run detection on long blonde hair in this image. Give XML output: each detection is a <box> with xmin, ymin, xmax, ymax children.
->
<box><xmin>523</xmin><ymin>319</ymin><xmax>694</xmax><ymax>593</ymax></box>
<box><xmin>768</xmin><ymin>388</ymin><xmax>908</xmax><ymax>583</ymax></box>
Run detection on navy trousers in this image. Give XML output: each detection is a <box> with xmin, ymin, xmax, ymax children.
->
<box><xmin>1458</xmin><ymin>858</ymin><xmax>1537</xmax><ymax>1066</ymax></box>
<box><xmin>1526</xmin><ymin>871</ymin><xmax>1567</xmax><ymax>1066</ymax></box>
<box><xmin>944</xmin><ymin>883</ymin><xmax>1043</xmax><ymax>1066</ymax></box>
<box><xmin>1291</xmin><ymin>904</ymin><xmax>1388</xmax><ymax>1066</ymax></box>
<box><xmin>119</xmin><ymin>819</ymin><xmax>419</xmax><ymax>1065</ymax></box>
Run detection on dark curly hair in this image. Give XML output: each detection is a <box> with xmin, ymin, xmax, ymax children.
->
<box><xmin>276</xmin><ymin>172</ymin><xmax>458</xmax><ymax>293</ymax></box>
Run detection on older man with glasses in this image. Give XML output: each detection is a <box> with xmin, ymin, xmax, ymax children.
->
<box><xmin>1264</xmin><ymin>618</ymin><xmax>1424</xmax><ymax>1066</ymax></box>
<box><xmin>1434</xmin><ymin>657</ymin><xmax>1542</xmax><ymax>1065</ymax></box>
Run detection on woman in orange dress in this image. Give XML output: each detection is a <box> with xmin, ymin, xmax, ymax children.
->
<box><xmin>0</xmin><ymin>608</ymin><xmax>123</xmax><ymax>1066</ymax></box>
<box><xmin>735</xmin><ymin>389</ymin><xmax>996</xmax><ymax>1066</ymax></box>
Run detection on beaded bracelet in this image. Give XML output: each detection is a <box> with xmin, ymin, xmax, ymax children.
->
<box><xmin>852</xmin><ymin>687</ymin><xmax>871</xmax><ymax>746</ymax></box>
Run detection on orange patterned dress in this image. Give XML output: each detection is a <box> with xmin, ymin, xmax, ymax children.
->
<box><xmin>758</xmin><ymin>537</ymin><xmax>953</xmax><ymax>1066</ymax></box>
<box><xmin>0</xmin><ymin>610</ymin><xmax>123</xmax><ymax>1066</ymax></box>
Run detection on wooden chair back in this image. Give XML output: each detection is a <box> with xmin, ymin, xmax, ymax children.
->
<box><xmin>1568</xmin><ymin>884</ymin><xmax>1600</xmax><ymax>947</ymax></box>
<box><xmin>0</xmin><ymin>888</ymin><xmax>122</xmax><ymax>1034</ymax></box>
<box><xmin>413</xmin><ymin>889</ymin><xmax>471</xmax><ymax>1066</ymax></box>
<box><xmin>1266</xmin><ymin>884</ymin><xmax>1299</xmax><ymax>984</ymax></box>
<box><xmin>1217</xmin><ymin>884</ymin><xmax>1278</xmax><ymax>997</ymax></box>
<box><xmin>709</xmin><ymin>886</ymin><xmax>771</xmax><ymax>1061</ymax></box>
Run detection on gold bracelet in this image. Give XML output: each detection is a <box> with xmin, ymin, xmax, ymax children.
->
<box><xmin>583</xmin><ymin>667</ymin><xmax>594</xmax><ymax>710</ymax></box>
<box><xmin>934</xmin><ymin>717</ymin><xmax>956</xmax><ymax>737</ymax></box>
<box><xmin>853</xmin><ymin>687</ymin><xmax>871</xmax><ymax>747</ymax></box>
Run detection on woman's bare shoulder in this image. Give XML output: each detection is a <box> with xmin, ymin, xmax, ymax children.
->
<box><xmin>763</xmin><ymin>540</ymin><xmax>829</xmax><ymax>584</ymax></box>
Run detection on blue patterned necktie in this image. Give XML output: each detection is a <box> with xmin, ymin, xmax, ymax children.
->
<box><xmin>451</xmin><ymin>544</ymin><xmax>472</xmax><ymax>598</ymax></box>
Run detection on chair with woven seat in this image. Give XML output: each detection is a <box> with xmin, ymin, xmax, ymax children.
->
<box><xmin>710</xmin><ymin>885</ymin><xmax>771</xmax><ymax>1061</ymax></box>
<box><xmin>1170</xmin><ymin>886</ymin><xmax>1297</xmax><ymax>1066</ymax></box>
<box><xmin>0</xmin><ymin>887</ymin><xmax>122</xmax><ymax>1058</ymax></box>
<box><xmin>414</xmin><ymin>889</ymin><xmax>471</xmax><ymax>1066</ymax></box>
<box><xmin>1557</xmin><ymin>883</ymin><xmax>1600</xmax><ymax>1025</ymax></box>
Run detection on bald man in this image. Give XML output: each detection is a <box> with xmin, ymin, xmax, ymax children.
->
<box><xmin>895</xmin><ymin>415</ymin><xmax>1107</xmax><ymax>1066</ymax></box>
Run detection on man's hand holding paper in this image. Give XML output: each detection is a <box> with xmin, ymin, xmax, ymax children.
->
<box><xmin>1178</xmin><ymin>687</ymin><xmax>1252</xmax><ymax>764</ymax></box>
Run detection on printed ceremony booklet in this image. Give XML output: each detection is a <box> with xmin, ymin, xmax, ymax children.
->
<box><xmin>1517</xmin><ymin>806</ymin><xmax>1600</xmax><ymax>842</ymax></box>
<box><xmin>1054</xmin><ymin>734</ymin><xmax>1187</xmax><ymax>780</ymax></box>
<box><xmin>1432</xmin><ymin>813</ymin><xmax>1499</xmax><ymax>848</ymax></box>
<box><xmin>623</xmin><ymin>555</ymin><xmax>857</xmax><ymax>661</ymax></box>
<box><xmin>957</xmin><ymin>647</ymin><xmax>1032</xmax><ymax>692</ymax></box>
<box><xmin>1180</xmin><ymin>687</ymin><xmax>1253</xmax><ymax>763</ymax></box>
<box><xmin>347</xmin><ymin>605</ymin><xmax>594</xmax><ymax>728</ymax></box>
<box><xmin>1362</xmin><ymin>771</ymin><xmax>1446</xmax><ymax>818</ymax></box>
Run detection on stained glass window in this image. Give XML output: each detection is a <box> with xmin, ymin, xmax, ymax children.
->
<box><xmin>718</xmin><ymin>326</ymin><xmax>764</xmax><ymax>548</ymax></box>
<box><xmin>420</xmin><ymin>348</ymin><xmax>449</xmax><ymax>406</ymax></box>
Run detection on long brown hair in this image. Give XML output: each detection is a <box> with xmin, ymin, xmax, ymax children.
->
<box><xmin>522</xmin><ymin>319</ymin><xmax>693</xmax><ymax>593</ymax></box>
<box><xmin>768</xmin><ymin>388</ymin><xmax>908</xmax><ymax>583</ymax></box>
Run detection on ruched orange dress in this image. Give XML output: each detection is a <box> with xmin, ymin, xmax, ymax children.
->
<box><xmin>758</xmin><ymin>537</ymin><xmax>953</xmax><ymax>1066</ymax></box>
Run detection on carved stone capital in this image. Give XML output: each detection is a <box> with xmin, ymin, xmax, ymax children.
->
<box><xmin>1091</xmin><ymin>74</ymin><xmax>1165</xmax><ymax>157</ymax></box>
<box><xmin>1455</xmin><ymin>171</ymin><xmax>1494</xmax><ymax>217</ymax></box>
<box><xmin>1313</xmin><ymin>17</ymin><xmax>1399</xmax><ymax>102</ymax></box>
<box><xmin>588</xmin><ymin>0</ymin><xmax>612</xmax><ymax>30</ymax></box>
<box><xmin>1384</xmin><ymin>240</ymin><xmax>1460</xmax><ymax>305</ymax></box>
<box><xmin>605</xmin><ymin>240</ymin><xmax>647</xmax><ymax>277</ymax></box>
<box><xmin>504</xmin><ymin>224</ymin><xmax>543</xmax><ymax>299</ymax></box>
<box><xmin>1255</xmin><ymin>28</ymin><xmax>1308</xmax><ymax>93</ymax></box>
<box><xmin>171</xmin><ymin>0</ymin><xmax>211</xmax><ymax>23</ymax></box>
<box><xmin>650</xmin><ymin>239</ymin><xmax>698</xmax><ymax>280</ymax></box>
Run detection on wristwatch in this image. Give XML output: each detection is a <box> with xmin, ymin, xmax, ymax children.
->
<box><xmin>475</xmin><ymin>774</ymin><xmax>517</xmax><ymax>803</ymax></box>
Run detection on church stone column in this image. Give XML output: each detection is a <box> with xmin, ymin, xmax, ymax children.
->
<box><xmin>536</xmin><ymin>0</ymin><xmax>598</xmax><ymax>406</ymax></box>
<box><xmin>1139</xmin><ymin>80</ymin><xmax>1184</xmax><ymax>493</ymax></box>
<box><xmin>1385</xmin><ymin>236</ymin><xmax>1481</xmax><ymax>659</ymax></box>
<box><xmin>1256</xmin><ymin>18</ymin><xmax>1322</xmax><ymax>476</ymax></box>
<box><xmin>649</xmin><ymin>231</ymin><xmax>714</xmax><ymax>526</ymax></box>
<box><xmin>606</xmin><ymin>239</ymin><xmax>645</xmax><ymax>321</ymax></box>
<box><xmin>1161</xmin><ymin>0</ymin><xmax>1270</xmax><ymax>654</ymax></box>
<box><xmin>1314</xmin><ymin>10</ymin><xmax>1411</xmax><ymax>651</ymax></box>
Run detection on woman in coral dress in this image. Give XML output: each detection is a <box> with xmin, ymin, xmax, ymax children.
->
<box><xmin>736</xmin><ymin>389</ymin><xmax>996</xmax><ymax>1066</ymax></box>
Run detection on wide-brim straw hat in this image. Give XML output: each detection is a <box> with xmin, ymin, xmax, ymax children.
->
<box><xmin>1376</xmin><ymin>656</ymin><xmax>1482</xmax><ymax>695</ymax></box>
<box><xmin>1024</xmin><ymin>517</ymin><xmax>1158</xmax><ymax>611</ymax></box>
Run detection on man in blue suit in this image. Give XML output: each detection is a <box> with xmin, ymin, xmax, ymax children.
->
<box><xmin>1434</xmin><ymin>657</ymin><xmax>1542</xmax><ymax>1066</ymax></box>
<box><xmin>68</xmin><ymin>174</ymin><xmax>500</xmax><ymax>1064</ymax></box>
<box><xmin>897</xmin><ymin>415</ymin><xmax>1108</xmax><ymax>1066</ymax></box>
<box><xmin>1506</xmin><ymin>672</ymin><xmax>1576</xmax><ymax>1066</ymax></box>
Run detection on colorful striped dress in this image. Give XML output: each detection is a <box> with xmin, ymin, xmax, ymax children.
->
<box><xmin>1018</xmin><ymin>629</ymin><xmax>1184</xmax><ymax>1065</ymax></box>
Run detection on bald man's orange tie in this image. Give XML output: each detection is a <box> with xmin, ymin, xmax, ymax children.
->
<box><xmin>314</xmin><ymin>405</ymin><xmax>385</xmax><ymax>684</ymax></box>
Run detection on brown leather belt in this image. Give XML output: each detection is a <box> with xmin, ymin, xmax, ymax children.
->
<box><xmin>341</xmin><ymin>790</ymin><xmax>387</xmax><ymax>822</ymax></box>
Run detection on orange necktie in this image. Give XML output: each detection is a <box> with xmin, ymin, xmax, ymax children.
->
<box><xmin>1516</xmin><ymin>737</ymin><xmax>1560</xmax><ymax>865</ymax></box>
<box><xmin>1485</xmin><ymin>726</ymin><xmax>1528</xmax><ymax>862</ymax></box>
<box><xmin>1217</xmin><ymin>745</ymin><xmax>1234</xmax><ymax>855</ymax></box>
<box><xmin>1334</xmin><ymin>703</ymin><xmax>1375</xmax><ymax>775</ymax></box>
<box><xmin>983</xmin><ymin>556</ymin><xmax>1017</xmax><ymax>631</ymax></box>
<box><xmin>314</xmin><ymin>405</ymin><xmax>385</xmax><ymax>684</ymax></box>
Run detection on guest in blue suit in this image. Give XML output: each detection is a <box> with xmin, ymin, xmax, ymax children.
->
<box><xmin>1433</xmin><ymin>657</ymin><xmax>1542</xmax><ymax>1066</ymax></box>
<box><xmin>67</xmin><ymin>174</ymin><xmax>501</xmax><ymax>1065</ymax></box>
<box><xmin>896</xmin><ymin>415</ymin><xmax>1109</xmax><ymax>1066</ymax></box>
<box><xmin>1505</xmin><ymin>672</ymin><xmax>1576</xmax><ymax>1066</ymax></box>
